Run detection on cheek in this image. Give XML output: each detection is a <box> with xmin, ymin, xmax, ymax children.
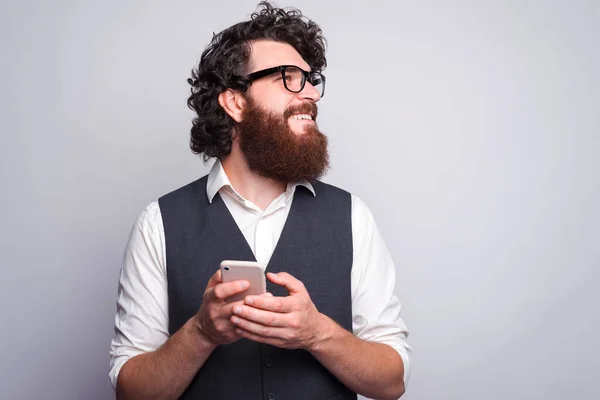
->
<box><xmin>260</xmin><ymin>101</ymin><xmax>289</xmax><ymax>119</ymax></box>
<box><xmin>250</xmin><ymin>87</ymin><xmax>294</xmax><ymax>116</ymax></box>
<box><xmin>271</xmin><ymin>97</ymin><xmax>295</xmax><ymax>118</ymax></box>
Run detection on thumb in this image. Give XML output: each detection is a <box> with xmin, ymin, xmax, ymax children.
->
<box><xmin>206</xmin><ymin>269</ymin><xmax>222</xmax><ymax>290</ymax></box>
<box><xmin>267</xmin><ymin>272</ymin><xmax>307</xmax><ymax>295</ymax></box>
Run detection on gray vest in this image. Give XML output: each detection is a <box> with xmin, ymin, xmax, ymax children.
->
<box><xmin>159</xmin><ymin>175</ymin><xmax>357</xmax><ymax>400</ymax></box>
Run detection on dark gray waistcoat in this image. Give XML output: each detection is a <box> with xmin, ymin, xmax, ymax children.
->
<box><xmin>158</xmin><ymin>175</ymin><xmax>357</xmax><ymax>400</ymax></box>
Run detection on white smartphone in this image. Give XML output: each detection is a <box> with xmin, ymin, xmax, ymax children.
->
<box><xmin>219</xmin><ymin>260</ymin><xmax>267</xmax><ymax>303</ymax></box>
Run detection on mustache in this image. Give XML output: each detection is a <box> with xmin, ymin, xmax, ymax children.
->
<box><xmin>283</xmin><ymin>102</ymin><xmax>318</xmax><ymax>120</ymax></box>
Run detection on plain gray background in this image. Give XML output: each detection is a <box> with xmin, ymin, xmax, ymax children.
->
<box><xmin>1</xmin><ymin>0</ymin><xmax>598</xmax><ymax>399</ymax></box>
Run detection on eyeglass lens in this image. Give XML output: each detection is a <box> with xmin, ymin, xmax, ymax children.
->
<box><xmin>282</xmin><ymin>66</ymin><xmax>324</xmax><ymax>97</ymax></box>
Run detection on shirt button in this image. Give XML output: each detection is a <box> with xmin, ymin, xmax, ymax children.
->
<box><xmin>264</xmin><ymin>357</ymin><xmax>274</xmax><ymax>367</ymax></box>
<box><xmin>268</xmin><ymin>394</ymin><xmax>276</xmax><ymax>400</ymax></box>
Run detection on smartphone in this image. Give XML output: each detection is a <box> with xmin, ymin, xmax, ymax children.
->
<box><xmin>220</xmin><ymin>260</ymin><xmax>267</xmax><ymax>303</ymax></box>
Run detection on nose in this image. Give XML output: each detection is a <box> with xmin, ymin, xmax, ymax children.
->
<box><xmin>297</xmin><ymin>81</ymin><xmax>321</xmax><ymax>102</ymax></box>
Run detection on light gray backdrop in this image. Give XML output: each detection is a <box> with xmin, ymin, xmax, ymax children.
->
<box><xmin>1</xmin><ymin>0</ymin><xmax>598</xmax><ymax>399</ymax></box>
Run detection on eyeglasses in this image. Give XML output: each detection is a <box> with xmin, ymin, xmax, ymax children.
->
<box><xmin>247</xmin><ymin>65</ymin><xmax>326</xmax><ymax>98</ymax></box>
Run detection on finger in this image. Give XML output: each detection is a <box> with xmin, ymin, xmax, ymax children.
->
<box><xmin>231</xmin><ymin>315</ymin><xmax>289</xmax><ymax>338</ymax></box>
<box><xmin>235</xmin><ymin>327</ymin><xmax>285</xmax><ymax>347</ymax></box>
<box><xmin>266</xmin><ymin>272</ymin><xmax>307</xmax><ymax>295</ymax></box>
<box><xmin>210</xmin><ymin>280</ymin><xmax>250</xmax><ymax>301</ymax></box>
<box><xmin>205</xmin><ymin>269</ymin><xmax>222</xmax><ymax>290</ymax></box>
<box><xmin>244</xmin><ymin>295</ymin><xmax>295</xmax><ymax>313</ymax></box>
<box><xmin>231</xmin><ymin>304</ymin><xmax>289</xmax><ymax>327</ymax></box>
<box><xmin>223</xmin><ymin>299</ymin><xmax>245</xmax><ymax>315</ymax></box>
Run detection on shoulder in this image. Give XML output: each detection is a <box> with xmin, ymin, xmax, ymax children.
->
<box><xmin>125</xmin><ymin>201</ymin><xmax>164</xmax><ymax>250</ymax></box>
<box><xmin>311</xmin><ymin>179</ymin><xmax>351</xmax><ymax>198</ymax></box>
<box><xmin>312</xmin><ymin>181</ymin><xmax>374</xmax><ymax>221</ymax></box>
<box><xmin>349</xmin><ymin>193</ymin><xmax>377</xmax><ymax>241</ymax></box>
<box><xmin>132</xmin><ymin>201</ymin><xmax>162</xmax><ymax>231</ymax></box>
<box><xmin>311</xmin><ymin>182</ymin><xmax>377</xmax><ymax>234</ymax></box>
<box><xmin>156</xmin><ymin>175</ymin><xmax>213</xmax><ymax>234</ymax></box>
<box><xmin>158</xmin><ymin>175</ymin><xmax>209</xmax><ymax>206</ymax></box>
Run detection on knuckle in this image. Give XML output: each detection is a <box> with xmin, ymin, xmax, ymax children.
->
<box><xmin>213</xmin><ymin>286</ymin><xmax>225</xmax><ymax>300</ymax></box>
<box><xmin>274</xmin><ymin>301</ymin><xmax>283</xmax><ymax>312</ymax></box>
<box><xmin>258</xmin><ymin>325</ymin><xmax>269</xmax><ymax>336</ymax></box>
<box><xmin>288</xmin><ymin>319</ymin><xmax>300</xmax><ymax>329</ymax></box>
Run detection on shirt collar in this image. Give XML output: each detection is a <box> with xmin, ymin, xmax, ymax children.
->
<box><xmin>206</xmin><ymin>159</ymin><xmax>316</xmax><ymax>204</ymax></box>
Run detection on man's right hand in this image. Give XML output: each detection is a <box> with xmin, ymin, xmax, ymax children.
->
<box><xmin>194</xmin><ymin>269</ymin><xmax>249</xmax><ymax>346</ymax></box>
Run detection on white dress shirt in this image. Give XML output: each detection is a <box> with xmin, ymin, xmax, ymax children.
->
<box><xmin>109</xmin><ymin>161</ymin><xmax>412</xmax><ymax>395</ymax></box>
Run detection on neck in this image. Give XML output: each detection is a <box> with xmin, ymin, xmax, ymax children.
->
<box><xmin>221</xmin><ymin>141</ymin><xmax>286</xmax><ymax>211</ymax></box>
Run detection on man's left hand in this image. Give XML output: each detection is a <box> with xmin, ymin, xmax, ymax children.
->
<box><xmin>230</xmin><ymin>272</ymin><xmax>329</xmax><ymax>350</ymax></box>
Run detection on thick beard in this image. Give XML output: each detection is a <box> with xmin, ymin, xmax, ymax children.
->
<box><xmin>236</xmin><ymin>97</ymin><xmax>329</xmax><ymax>183</ymax></box>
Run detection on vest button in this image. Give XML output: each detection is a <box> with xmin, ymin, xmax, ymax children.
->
<box><xmin>264</xmin><ymin>357</ymin><xmax>274</xmax><ymax>367</ymax></box>
<box><xmin>268</xmin><ymin>393</ymin><xmax>276</xmax><ymax>400</ymax></box>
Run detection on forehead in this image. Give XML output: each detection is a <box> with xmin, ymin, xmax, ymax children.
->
<box><xmin>248</xmin><ymin>40</ymin><xmax>311</xmax><ymax>72</ymax></box>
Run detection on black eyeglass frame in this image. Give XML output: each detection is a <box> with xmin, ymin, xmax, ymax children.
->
<box><xmin>246</xmin><ymin>65</ymin><xmax>326</xmax><ymax>97</ymax></box>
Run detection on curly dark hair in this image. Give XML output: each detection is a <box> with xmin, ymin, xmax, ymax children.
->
<box><xmin>186</xmin><ymin>1</ymin><xmax>327</xmax><ymax>160</ymax></box>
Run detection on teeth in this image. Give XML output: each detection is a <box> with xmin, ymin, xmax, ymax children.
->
<box><xmin>292</xmin><ymin>114</ymin><xmax>312</xmax><ymax>120</ymax></box>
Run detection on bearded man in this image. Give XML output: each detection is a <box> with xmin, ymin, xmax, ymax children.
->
<box><xmin>109</xmin><ymin>2</ymin><xmax>411</xmax><ymax>399</ymax></box>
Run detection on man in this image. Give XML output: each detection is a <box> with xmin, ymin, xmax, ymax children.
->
<box><xmin>109</xmin><ymin>2</ymin><xmax>411</xmax><ymax>399</ymax></box>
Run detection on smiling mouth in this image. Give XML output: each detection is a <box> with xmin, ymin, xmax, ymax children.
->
<box><xmin>289</xmin><ymin>113</ymin><xmax>314</xmax><ymax>121</ymax></box>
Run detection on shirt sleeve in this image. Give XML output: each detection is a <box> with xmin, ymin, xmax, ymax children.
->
<box><xmin>350</xmin><ymin>194</ymin><xmax>412</xmax><ymax>390</ymax></box>
<box><xmin>108</xmin><ymin>201</ymin><xmax>169</xmax><ymax>389</ymax></box>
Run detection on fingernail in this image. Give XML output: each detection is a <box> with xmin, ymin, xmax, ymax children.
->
<box><xmin>232</xmin><ymin>316</ymin><xmax>240</xmax><ymax>324</ymax></box>
<box><xmin>245</xmin><ymin>297</ymin><xmax>254</xmax><ymax>305</ymax></box>
<box><xmin>234</xmin><ymin>306</ymin><xmax>242</xmax><ymax>314</ymax></box>
<box><xmin>241</xmin><ymin>281</ymin><xmax>249</xmax><ymax>289</ymax></box>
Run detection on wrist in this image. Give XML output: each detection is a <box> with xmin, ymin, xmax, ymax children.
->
<box><xmin>307</xmin><ymin>313</ymin><xmax>340</xmax><ymax>353</ymax></box>
<box><xmin>186</xmin><ymin>317</ymin><xmax>218</xmax><ymax>353</ymax></box>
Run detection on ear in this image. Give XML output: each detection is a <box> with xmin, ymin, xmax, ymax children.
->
<box><xmin>218</xmin><ymin>89</ymin><xmax>245</xmax><ymax>123</ymax></box>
